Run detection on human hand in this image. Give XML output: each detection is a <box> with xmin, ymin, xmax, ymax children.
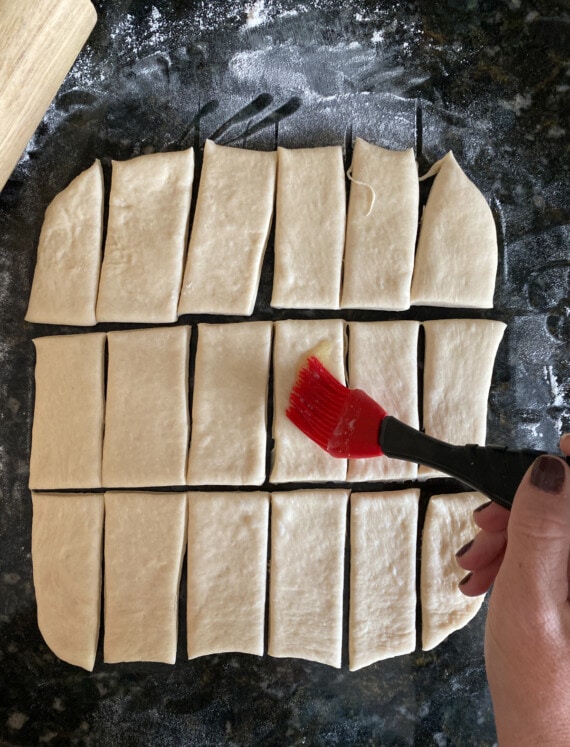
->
<box><xmin>456</xmin><ymin>434</ymin><xmax>570</xmax><ymax>746</ymax></box>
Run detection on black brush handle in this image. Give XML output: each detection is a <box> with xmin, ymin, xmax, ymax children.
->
<box><xmin>380</xmin><ymin>416</ymin><xmax>568</xmax><ymax>510</ymax></box>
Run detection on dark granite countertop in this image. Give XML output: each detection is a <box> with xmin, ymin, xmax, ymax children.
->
<box><xmin>0</xmin><ymin>1</ymin><xmax>568</xmax><ymax>744</ymax></box>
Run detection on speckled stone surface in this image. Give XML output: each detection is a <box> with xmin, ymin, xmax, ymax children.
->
<box><xmin>0</xmin><ymin>1</ymin><xmax>568</xmax><ymax>744</ymax></box>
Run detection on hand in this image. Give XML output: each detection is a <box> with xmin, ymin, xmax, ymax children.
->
<box><xmin>456</xmin><ymin>434</ymin><xmax>570</xmax><ymax>746</ymax></box>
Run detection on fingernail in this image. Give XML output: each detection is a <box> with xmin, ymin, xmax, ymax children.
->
<box><xmin>459</xmin><ymin>572</ymin><xmax>473</xmax><ymax>587</ymax></box>
<box><xmin>474</xmin><ymin>501</ymin><xmax>492</xmax><ymax>513</ymax></box>
<box><xmin>455</xmin><ymin>539</ymin><xmax>474</xmax><ymax>558</ymax></box>
<box><xmin>530</xmin><ymin>455</ymin><xmax>565</xmax><ymax>494</ymax></box>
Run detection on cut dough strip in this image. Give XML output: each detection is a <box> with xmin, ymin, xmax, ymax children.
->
<box><xmin>186</xmin><ymin>322</ymin><xmax>272</xmax><ymax>486</ymax></box>
<box><xmin>26</xmin><ymin>160</ymin><xmax>104</xmax><ymax>326</ymax></box>
<box><xmin>32</xmin><ymin>492</ymin><xmax>104</xmax><ymax>671</ymax></box>
<box><xmin>102</xmin><ymin>326</ymin><xmax>190</xmax><ymax>487</ymax></box>
<box><xmin>268</xmin><ymin>489</ymin><xmax>349</xmax><ymax>668</ymax></box>
<box><xmin>96</xmin><ymin>148</ymin><xmax>194</xmax><ymax>322</ymax></box>
<box><xmin>29</xmin><ymin>332</ymin><xmax>106</xmax><ymax>489</ymax></box>
<box><xmin>271</xmin><ymin>146</ymin><xmax>345</xmax><ymax>309</ymax></box>
<box><xmin>178</xmin><ymin>140</ymin><xmax>277</xmax><ymax>316</ymax></box>
<box><xmin>421</xmin><ymin>491</ymin><xmax>485</xmax><ymax>650</ymax></box>
<box><xmin>341</xmin><ymin>139</ymin><xmax>418</xmax><ymax>311</ymax></box>
<box><xmin>103</xmin><ymin>491</ymin><xmax>187</xmax><ymax>664</ymax></box>
<box><xmin>347</xmin><ymin>321</ymin><xmax>419</xmax><ymax>481</ymax></box>
<box><xmin>349</xmin><ymin>490</ymin><xmax>419</xmax><ymax>670</ymax></box>
<box><xmin>187</xmin><ymin>491</ymin><xmax>269</xmax><ymax>659</ymax></box>
<box><xmin>410</xmin><ymin>151</ymin><xmax>498</xmax><ymax>308</ymax></box>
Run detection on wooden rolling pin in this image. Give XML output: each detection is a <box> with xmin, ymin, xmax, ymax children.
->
<box><xmin>0</xmin><ymin>0</ymin><xmax>97</xmax><ymax>192</ymax></box>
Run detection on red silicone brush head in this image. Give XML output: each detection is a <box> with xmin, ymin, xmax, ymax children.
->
<box><xmin>286</xmin><ymin>356</ymin><xmax>387</xmax><ymax>459</ymax></box>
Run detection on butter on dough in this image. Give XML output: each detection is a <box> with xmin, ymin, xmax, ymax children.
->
<box><xmin>103</xmin><ymin>492</ymin><xmax>187</xmax><ymax>664</ymax></box>
<box><xmin>421</xmin><ymin>492</ymin><xmax>485</xmax><ymax>650</ymax></box>
<box><xmin>96</xmin><ymin>148</ymin><xmax>194</xmax><ymax>323</ymax></box>
<box><xmin>26</xmin><ymin>161</ymin><xmax>104</xmax><ymax>326</ymax></box>
<box><xmin>421</xmin><ymin>319</ymin><xmax>506</xmax><ymax>478</ymax></box>
<box><xmin>271</xmin><ymin>146</ymin><xmax>345</xmax><ymax>309</ymax></box>
<box><xmin>186</xmin><ymin>322</ymin><xmax>272</xmax><ymax>486</ymax></box>
<box><xmin>347</xmin><ymin>321</ymin><xmax>419</xmax><ymax>481</ymax></box>
<box><xmin>349</xmin><ymin>490</ymin><xmax>419</xmax><ymax>670</ymax></box>
<box><xmin>32</xmin><ymin>492</ymin><xmax>104</xmax><ymax>671</ymax></box>
<box><xmin>268</xmin><ymin>489</ymin><xmax>349</xmax><ymax>668</ymax></box>
<box><xmin>270</xmin><ymin>319</ymin><xmax>347</xmax><ymax>483</ymax></box>
<box><xmin>341</xmin><ymin>139</ymin><xmax>418</xmax><ymax>311</ymax></box>
<box><xmin>102</xmin><ymin>326</ymin><xmax>190</xmax><ymax>487</ymax></box>
<box><xmin>29</xmin><ymin>332</ymin><xmax>106</xmax><ymax>489</ymax></box>
<box><xmin>186</xmin><ymin>491</ymin><xmax>269</xmax><ymax>659</ymax></box>
<box><xmin>410</xmin><ymin>151</ymin><xmax>498</xmax><ymax>308</ymax></box>
<box><xmin>178</xmin><ymin>140</ymin><xmax>276</xmax><ymax>316</ymax></box>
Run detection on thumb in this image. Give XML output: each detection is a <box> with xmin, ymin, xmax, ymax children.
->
<box><xmin>500</xmin><ymin>454</ymin><xmax>570</xmax><ymax>607</ymax></box>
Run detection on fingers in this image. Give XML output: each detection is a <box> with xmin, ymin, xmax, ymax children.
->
<box><xmin>458</xmin><ymin>551</ymin><xmax>505</xmax><ymax>597</ymax></box>
<box><xmin>561</xmin><ymin>433</ymin><xmax>570</xmax><ymax>458</ymax></box>
<box><xmin>456</xmin><ymin>529</ymin><xmax>507</xmax><ymax>571</ymax></box>
<box><xmin>473</xmin><ymin>501</ymin><xmax>509</xmax><ymax>533</ymax></box>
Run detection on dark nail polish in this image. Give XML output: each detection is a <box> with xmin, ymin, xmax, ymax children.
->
<box><xmin>474</xmin><ymin>501</ymin><xmax>492</xmax><ymax>513</ymax></box>
<box><xmin>455</xmin><ymin>539</ymin><xmax>474</xmax><ymax>558</ymax></box>
<box><xmin>530</xmin><ymin>456</ymin><xmax>565</xmax><ymax>494</ymax></box>
<box><xmin>459</xmin><ymin>572</ymin><xmax>473</xmax><ymax>587</ymax></box>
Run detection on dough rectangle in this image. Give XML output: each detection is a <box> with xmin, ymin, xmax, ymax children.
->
<box><xmin>102</xmin><ymin>326</ymin><xmax>190</xmax><ymax>487</ymax></box>
<box><xmin>29</xmin><ymin>332</ymin><xmax>106</xmax><ymax>489</ymax></box>
<box><xmin>186</xmin><ymin>321</ymin><xmax>272</xmax><ymax>486</ymax></box>
<box><xmin>349</xmin><ymin>490</ymin><xmax>419</xmax><ymax>670</ymax></box>
<box><xmin>186</xmin><ymin>491</ymin><xmax>269</xmax><ymax>659</ymax></box>
<box><xmin>271</xmin><ymin>146</ymin><xmax>345</xmax><ymax>309</ymax></box>
<box><xmin>178</xmin><ymin>140</ymin><xmax>277</xmax><ymax>316</ymax></box>
<box><xmin>270</xmin><ymin>319</ymin><xmax>347</xmax><ymax>483</ymax></box>
<box><xmin>268</xmin><ymin>489</ymin><xmax>349</xmax><ymax>668</ymax></box>
<box><xmin>347</xmin><ymin>321</ymin><xmax>419</xmax><ymax>481</ymax></box>
<box><xmin>103</xmin><ymin>491</ymin><xmax>187</xmax><ymax>664</ymax></box>
<box><xmin>96</xmin><ymin>148</ymin><xmax>194</xmax><ymax>322</ymax></box>
<box><xmin>32</xmin><ymin>492</ymin><xmax>104</xmax><ymax>671</ymax></box>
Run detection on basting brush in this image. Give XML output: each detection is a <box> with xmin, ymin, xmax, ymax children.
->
<box><xmin>286</xmin><ymin>355</ymin><xmax>569</xmax><ymax>510</ymax></box>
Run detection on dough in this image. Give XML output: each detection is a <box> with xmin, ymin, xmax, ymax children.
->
<box><xmin>270</xmin><ymin>319</ymin><xmax>347</xmax><ymax>483</ymax></box>
<box><xmin>347</xmin><ymin>321</ymin><xmax>420</xmax><ymax>481</ymax></box>
<box><xmin>103</xmin><ymin>491</ymin><xmax>187</xmax><ymax>664</ymax></box>
<box><xmin>271</xmin><ymin>146</ymin><xmax>345</xmax><ymax>309</ymax></box>
<box><xmin>96</xmin><ymin>148</ymin><xmax>194</xmax><ymax>322</ymax></box>
<box><xmin>178</xmin><ymin>140</ymin><xmax>276</xmax><ymax>316</ymax></box>
<box><xmin>102</xmin><ymin>326</ymin><xmax>190</xmax><ymax>487</ymax></box>
<box><xmin>25</xmin><ymin>160</ymin><xmax>104</xmax><ymax>326</ymax></box>
<box><xmin>410</xmin><ymin>151</ymin><xmax>498</xmax><ymax>308</ymax></box>
<box><xmin>29</xmin><ymin>332</ymin><xmax>106</xmax><ymax>489</ymax></box>
<box><xmin>186</xmin><ymin>322</ymin><xmax>272</xmax><ymax>486</ymax></box>
<box><xmin>186</xmin><ymin>491</ymin><xmax>269</xmax><ymax>659</ymax></box>
<box><xmin>349</xmin><ymin>490</ymin><xmax>419</xmax><ymax>670</ymax></box>
<box><xmin>268</xmin><ymin>489</ymin><xmax>349</xmax><ymax>668</ymax></box>
<box><xmin>421</xmin><ymin>491</ymin><xmax>485</xmax><ymax>650</ymax></box>
<box><xmin>341</xmin><ymin>139</ymin><xmax>418</xmax><ymax>310</ymax></box>
<box><xmin>421</xmin><ymin>319</ymin><xmax>506</xmax><ymax>478</ymax></box>
<box><xmin>32</xmin><ymin>492</ymin><xmax>104</xmax><ymax>671</ymax></box>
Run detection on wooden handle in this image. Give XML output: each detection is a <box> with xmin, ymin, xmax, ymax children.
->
<box><xmin>0</xmin><ymin>0</ymin><xmax>97</xmax><ymax>192</ymax></box>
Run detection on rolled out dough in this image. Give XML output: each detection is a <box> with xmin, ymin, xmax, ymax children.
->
<box><xmin>103</xmin><ymin>491</ymin><xmax>187</xmax><ymax>664</ymax></box>
<box><xmin>32</xmin><ymin>492</ymin><xmax>104</xmax><ymax>671</ymax></box>
<box><xmin>102</xmin><ymin>326</ymin><xmax>190</xmax><ymax>487</ymax></box>
<box><xmin>25</xmin><ymin>160</ymin><xmax>104</xmax><ymax>326</ymax></box>
<box><xmin>178</xmin><ymin>140</ymin><xmax>277</xmax><ymax>316</ymax></box>
<box><xmin>186</xmin><ymin>491</ymin><xmax>269</xmax><ymax>659</ymax></box>
<box><xmin>268</xmin><ymin>489</ymin><xmax>349</xmax><ymax>668</ymax></box>
<box><xmin>271</xmin><ymin>146</ymin><xmax>345</xmax><ymax>309</ymax></box>
<box><xmin>349</xmin><ymin>490</ymin><xmax>419</xmax><ymax>670</ymax></box>
<box><xmin>96</xmin><ymin>148</ymin><xmax>194</xmax><ymax>322</ymax></box>
<box><xmin>29</xmin><ymin>332</ymin><xmax>106</xmax><ymax>489</ymax></box>
<box><xmin>410</xmin><ymin>151</ymin><xmax>498</xmax><ymax>308</ymax></box>
<box><xmin>421</xmin><ymin>491</ymin><xmax>485</xmax><ymax>650</ymax></box>
<box><xmin>341</xmin><ymin>139</ymin><xmax>418</xmax><ymax>310</ymax></box>
<box><xmin>347</xmin><ymin>321</ymin><xmax>419</xmax><ymax>481</ymax></box>
<box><xmin>270</xmin><ymin>318</ymin><xmax>347</xmax><ymax>483</ymax></box>
<box><xmin>186</xmin><ymin>321</ymin><xmax>272</xmax><ymax>486</ymax></box>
